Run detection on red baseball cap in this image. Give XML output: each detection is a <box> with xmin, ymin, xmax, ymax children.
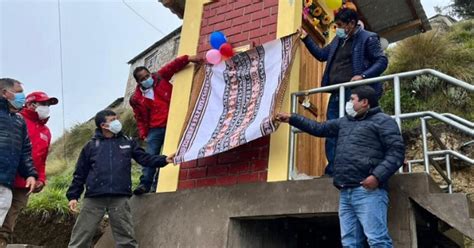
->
<box><xmin>26</xmin><ymin>91</ymin><xmax>59</xmax><ymax>105</ymax></box>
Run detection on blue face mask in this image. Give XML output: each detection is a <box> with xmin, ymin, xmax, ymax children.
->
<box><xmin>336</xmin><ymin>28</ymin><xmax>347</xmax><ymax>39</ymax></box>
<box><xmin>140</xmin><ymin>77</ymin><xmax>154</xmax><ymax>89</ymax></box>
<box><xmin>9</xmin><ymin>92</ymin><xmax>26</xmax><ymax>109</ymax></box>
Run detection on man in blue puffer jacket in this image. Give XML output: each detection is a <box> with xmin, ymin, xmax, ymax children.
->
<box><xmin>0</xmin><ymin>78</ymin><xmax>38</xmax><ymax>231</ymax></box>
<box><xmin>66</xmin><ymin>109</ymin><xmax>175</xmax><ymax>248</ymax></box>
<box><xmin>277</xmin><ymin>86</ymin><xmax>405</xmax><ymax>247</ymax></box>
<box><xmin>300</xmin><ymin>8</ymin><xmax>388</xmax><ymax>176</ymax></box>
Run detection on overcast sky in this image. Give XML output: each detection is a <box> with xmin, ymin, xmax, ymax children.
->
<box><xmin>0</xmin><ymin>0</ymin><xmax>450</xmax><ymax>141</ymax></box>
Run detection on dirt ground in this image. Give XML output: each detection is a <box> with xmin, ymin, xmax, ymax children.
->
<box><xmin>403</xmin><ymin>124</ymin><xmax>474</xmax><ymax>193</ymax></box>
<box><xmin>12</xmin><ymin>213</ymin><xmax>107</xmax><ymax>248</ymax></box>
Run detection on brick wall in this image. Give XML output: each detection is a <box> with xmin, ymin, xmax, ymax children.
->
<box><xmin>196</xmin><ymin>0</ymin><xmax>278</xmax><ymax>56</ymax></box>
<box><xmin>177</xmin><ymin>0</ymin><xmax>279</xmax><ymax>190</ymax></box>
<box><xmin>178</xmin><ymin>136</ymin><xmax>270</xmax><ymax>190</ymax></box>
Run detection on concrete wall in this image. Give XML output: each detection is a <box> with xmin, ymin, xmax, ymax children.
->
<box><xmin>96</xmin><ymin>173</ymin><xmax>453</xmax><ymax>247</ymax></box>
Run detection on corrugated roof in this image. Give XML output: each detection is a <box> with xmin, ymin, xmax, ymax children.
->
<box><xmin>353</xmin><ymin>0</ymin><xmax>431</xmax><ymax>43</ymax></box>
<box><xmin>127</xmin><ymin>26</ymin><xmax>182</xmax><ymax>64</ymax></box>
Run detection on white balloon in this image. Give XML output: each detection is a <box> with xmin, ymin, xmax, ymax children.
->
<box><xmin>380</xmin><ymin>37</ymin><xmax>389</xmax><ymax>50</ymax></box>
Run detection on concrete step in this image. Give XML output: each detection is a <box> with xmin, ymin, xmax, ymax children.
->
<box><xmin>411</xmin><ymin>192</ymin><xmax>474</xmax><ymax>239</ymax></box>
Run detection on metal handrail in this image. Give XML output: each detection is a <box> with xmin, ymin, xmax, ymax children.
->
<box><xmin>439</xmin><ymin>113</ymin><xmax>474</xmax><ymax>129</ymax></box>
<box><xmin>397</xmin><ymin>111</ymin><xmax>474</xmax><ymax>136</ymax></box>
<box><xmin>427</xmin><ymin>150</ymin><xmax>474</xmax><ymax>164</ymax></box>
<box><xmin>288</xmin><ymin>68</ymin><xmax>473</xmax><ymax>185</ymax></box>
<box><xmin>292</xmin><ymin>68</ymin><xmax>474</xmax><ymax>97</ymax></box>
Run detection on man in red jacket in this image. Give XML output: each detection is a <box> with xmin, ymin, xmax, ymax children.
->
<box><xmin>0</xmin><ymin>91</ymin><xmax>57</xmax><ymax>243</ymax></box>
<box><xmin>130</xmin><ymin>55</ymin><xmax>201</xmax><ymax>194</ymax></box>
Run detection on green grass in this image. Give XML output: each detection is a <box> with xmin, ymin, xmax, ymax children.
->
<box><xmin>380</xmin><ymin>19</ymin><xmax>474</xmax><ymax>126</ymax></box>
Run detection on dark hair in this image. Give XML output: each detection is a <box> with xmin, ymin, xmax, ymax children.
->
<box><xmin>335</xmin><ymin>8</ymin><xmax>359</xmax><ymax>25</ymax></box>
<box><xmin>0</xmin><ymin>78</ymin><xmax>20</xmax><ymax>91</ymax></box>
<box><xmin>352</xmin><ymin>86</ymin><xmax>378</xmax><ymax>107</ymax></box>
<box><xmin>95</xmin><ymin>109</ymin><xmax>116</xmax><ymax>128</ymax></box>
<box><xmin>133</xmin><ymin>66</ymin><xmax>150</xmax><ymax>82</ymax></box>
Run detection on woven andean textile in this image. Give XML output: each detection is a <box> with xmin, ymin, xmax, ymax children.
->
<box><xmin>175</xmin><ymin>34</ymin><xmax>299</xmax><ymax>163</ymax></box>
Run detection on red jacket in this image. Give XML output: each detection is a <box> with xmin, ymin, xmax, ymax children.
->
<box><xmin>15</xmin><ymin>108</ymin><xmax>51</xmax><ymax>187</ymax></box>
<box><xmin>130</xmin><ymin>55</ymin><xmax>190</xmax><ymax>139</ymax></box>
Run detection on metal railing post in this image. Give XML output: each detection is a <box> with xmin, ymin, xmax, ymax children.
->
<box><xmin>446</xmin><ymin>154</ymin><xmax>452</xmax><ymax>194</ymax></box>
<box><xmin>339</xmin><ymin>86</ymin><xmax>345</xmax><ymax>118</ymax></box>
<box><xmin>393</xmin><ymin>76</ymin><xmax>402</xmax><ymax>130</ymax></box>
<box><xmin>288</xmin><ymin>93</ymin><xmax>298</xmax><ymax>180</ymax></box>
<box><xmin>421</xmin><ymin>118</ymin><xmax>430</xmax><ymax>174</ymax></box>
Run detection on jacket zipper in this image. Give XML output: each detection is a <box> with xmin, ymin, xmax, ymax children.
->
<box><xmin>109</xmin><ymin>140</ymin><xmax>113</xmax><ymax>193</ymax></box>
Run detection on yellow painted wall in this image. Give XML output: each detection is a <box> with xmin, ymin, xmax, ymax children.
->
<box><xmin>158</xmin><ymin>0</ymin><xmax>320</xmax><ymax>190</ymax></box>
<box><xmin>267</xmin><ymin>0</ymin><xmax>303</xmax><ymax>182</ymax></box>
<box><xmin>157</xmin><ymin>0</ymin><xmax>212</xmax><ymax>193</ymax></box>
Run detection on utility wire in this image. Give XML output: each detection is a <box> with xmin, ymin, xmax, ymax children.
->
<box><xmin>121</xmin><ymin>0</ymin><xmax>165</xmax><ymax>35</ymax></box>
<box><xmin>57</xmin><ymin>0</ymin><xmax>68</xmax><ymax>165</ymax></box>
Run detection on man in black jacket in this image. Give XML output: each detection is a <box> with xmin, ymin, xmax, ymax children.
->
<box><xmin>277</xmin><ymin>86</ymin><xmax>404</xmax><ymax>247</ymax></box>
<box><xmin>0</xmin><ymin>78</ymin><xmax>37</xmax><ymax>238</ymax></box>
<box><xmin>300</xmin><ymin>8</ymin><xmax>388</xmax><ymax>177</ymax></box>
<box><xmin>66</xmin><ymin>109</ymin><xmax>174</xmax><ymax>248</ymax></box>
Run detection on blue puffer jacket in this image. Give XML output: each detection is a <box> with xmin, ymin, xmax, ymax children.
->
<box><xmin>66</xmin><ymin>130</ymin><xmax>168</xmax><ymax>200</ymax></box>
<box><xmin>289</xmin><ymin>107</ymin><xmax>405</xmax><ymax>189</ymax></box>
<box><xmin>302</xmin><ymin>27</ymin><xmax>388</xmax><ymax>97</ymax></box>
<box><xmin>0</xmin><ymin>99</ymin><xmax>38</xmax><ymax>188</ymax></box>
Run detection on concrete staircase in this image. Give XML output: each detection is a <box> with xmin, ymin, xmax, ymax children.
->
<box><xmin>96</xmin><ymin>173</ymin><xmax>474</xmax><ymax>247</ymax></box>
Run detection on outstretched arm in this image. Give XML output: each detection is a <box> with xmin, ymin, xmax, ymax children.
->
<box><xmin>276</xmin><ymin>113</ymin><xmax>340</xmax><ymax>137</ymax></box>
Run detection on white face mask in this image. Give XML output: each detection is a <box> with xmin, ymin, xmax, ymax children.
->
<box><xmin>345</xmin><ymin>101</ymin><xmax>358</xmax><ymax>117</ymax></box>
<box><xmin>107</xmin><ymin>119</ymin><xmax>122</xmax><ymax>134</ymax></box>
<box><xmin>35</xmin><ymin>105</ymin><xmax>50</xmax><ymax>120</ymax></box>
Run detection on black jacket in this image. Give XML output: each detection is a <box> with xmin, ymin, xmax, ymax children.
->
<box><xmin>0</xmin><ymin>99</ymin><xmax>38</xmax><ymax>188</ymax></box>
<box><xmin>66</xmin><ymin>130</ymin><xmax>168</xmax><ymax>200</ymax></box>
<box><xmin>289</xmin><ymin>107</ymin><xmax>405</xmax><ymax>189</ymax></box>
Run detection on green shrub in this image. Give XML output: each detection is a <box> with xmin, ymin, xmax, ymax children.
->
<box><xmin>382</xmin><ymin>19</ymin><xmax>474</xmax><ymax>127</ymax></box>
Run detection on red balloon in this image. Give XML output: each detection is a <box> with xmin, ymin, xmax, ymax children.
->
<box><xmin>219</xmin><ymin>43</ymin><xmax>234</xmax><ymax>57</ymax></box>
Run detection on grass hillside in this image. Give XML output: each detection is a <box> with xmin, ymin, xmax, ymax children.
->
<box><xmin>380</xmin><ymin>19</ymin><xmax>473</xmax><ymax>127</ymax></box>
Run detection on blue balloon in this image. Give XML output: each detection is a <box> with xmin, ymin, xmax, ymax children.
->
<box><xmin>210</xmin><ymin>31</ymin><xmax>227</xmax><ymax>49</ymax></box>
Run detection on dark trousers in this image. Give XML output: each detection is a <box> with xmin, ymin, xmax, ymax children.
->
<box><xmin>68</xmin><ymin>197</ymin><xmax>137</xmax><ymax>248</ymax></box>
<box><xmin>325</xmin><ymin>90</ymin><xmax>351</xmax><ymax>176</ymax></box>
<box><xmin>139</xmin><ymin>127</ymin><xmax>166</xmax><ymax>192</ymax></box>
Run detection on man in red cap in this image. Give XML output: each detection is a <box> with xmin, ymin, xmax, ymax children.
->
<box><xmin>0</xmin><ymin>91</ymin><xmax>58</xmax><ymax>244</ymax></box>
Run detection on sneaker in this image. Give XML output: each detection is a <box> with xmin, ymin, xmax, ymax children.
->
<box><xmin>133</xmin><ymin>185</ymin><xmax>149</xmax><ymax>195</ymax></box>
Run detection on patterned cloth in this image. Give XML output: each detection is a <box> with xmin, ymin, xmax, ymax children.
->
<box><xmin>175</xmin><ymin>34</ymin><xmax>299</xmax><ymax>163</ymax></box>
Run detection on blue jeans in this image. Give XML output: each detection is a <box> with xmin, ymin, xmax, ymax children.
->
<box><xmin>339</xmin><ymin>186</ymin><xmax>393</xmax><ymax>248</ymax></box>
<box><xmin>325</xmin><ymin>90</ymin><xmax>351</xmax><ymax>176</ymax></box>
<box><xmin>139</xmin><ymin>127</ymin><xmax>166</xmax><ymax>192</ymax></box>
